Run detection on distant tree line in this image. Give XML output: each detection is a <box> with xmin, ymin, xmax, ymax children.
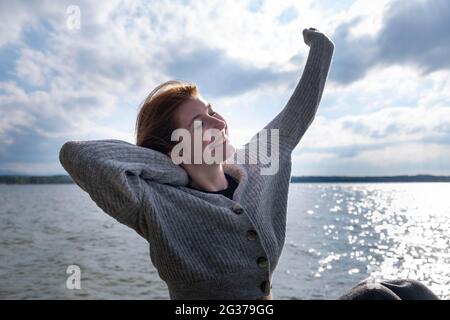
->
<box><xmin>290</xmin><ymin>175</ymin><xmax>450</xmax><ymax>183</ymax></box>
<box><xmin>1</xmin><ymin>174</ymin><xmax>450</xmax><ymax>184</ymax></box>
<box><xmin>0</xmin><ymin>175</ymin><xmax>74</xmax><ymax>184</ymax></box>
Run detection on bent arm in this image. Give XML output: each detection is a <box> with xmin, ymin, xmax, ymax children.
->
<box><xmin>59</xmin><ymin>139</ymin><xmax>149</xmax><ymax>235</ymax></box>
<box><xmin>262</xmin><ymin>30</ymin><xmax>334</xmax><ymax>152</ymax></box>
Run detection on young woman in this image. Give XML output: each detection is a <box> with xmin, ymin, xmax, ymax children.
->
<box><xmin>59</xmin><ymin>27</ymin><xmax>438</xmax><ymax>300</ymax></box>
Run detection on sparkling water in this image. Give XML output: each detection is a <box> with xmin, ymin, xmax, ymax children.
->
<box><xmin>1</xmin><ymin>183</ymin><xmax>449</xmax><ymax>299</ymax></box>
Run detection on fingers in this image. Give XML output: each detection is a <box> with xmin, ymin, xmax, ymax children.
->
<box><xmin>302</xmin><ymin>27</ymin><xmax>324</xmax><ymax>47</ymax></box>
<box><xmin>302</xmin><ymin>27</ymin><xmax>335</xmax><ymax>50</ymax></box>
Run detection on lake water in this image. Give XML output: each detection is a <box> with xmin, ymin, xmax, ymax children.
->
<box><xmin>1</xmin><ymin>183</ymin><xmax>449</xmax><ymax>299</ymax></box>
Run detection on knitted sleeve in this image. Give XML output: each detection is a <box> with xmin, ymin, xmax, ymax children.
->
<box><xmin>261</xmin><ymin>28</ymin><xmax>335</xmax><ymax>152</ymax></box>
<box><xmin>59</xmin><ymin>139</ymin><xmax>152</xmax><ymax>237</ymax></box>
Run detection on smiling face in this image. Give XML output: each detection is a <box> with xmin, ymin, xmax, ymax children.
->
<box><xmin>170</xmin><ymin>94</ymin><xmax>235</xmax><ymax>164</ymax></box>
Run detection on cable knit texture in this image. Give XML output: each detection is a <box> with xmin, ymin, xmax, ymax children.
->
<box><xmin>59</xmin><ymin>29</ymin><xmax>335</xmax><ymax>300</ymax></box>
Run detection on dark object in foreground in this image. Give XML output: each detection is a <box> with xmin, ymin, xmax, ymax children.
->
<box><xmin>338</xmin><ymin>278</ymin><xmax>440</xmax><ymax>300</ymax></box>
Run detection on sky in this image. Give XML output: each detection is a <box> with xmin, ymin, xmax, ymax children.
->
<box><xmin>0</xmin><ymin>0</ymin><xmax>450</xmax><ymax>176</ymax></box>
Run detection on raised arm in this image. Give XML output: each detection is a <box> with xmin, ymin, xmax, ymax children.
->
<box><xmin>59</xmin><ymin>139</ymin><xmax>186</xmax><ymax>238</ymax></box>
<box><xmin>262</xmin><ymin>28</ymin><xmax>334</xmax><ymax>152</ymax></box>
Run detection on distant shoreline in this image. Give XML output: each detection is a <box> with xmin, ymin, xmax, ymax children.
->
<box><xmin>290</xmin><ymin>175</ymin><xmax>450</xmax><ymax>183</ymax></box>
<box><xmin>1</xmin><ymin>174</ymin><xmax>450</xmax><ymax>184</ymax></box>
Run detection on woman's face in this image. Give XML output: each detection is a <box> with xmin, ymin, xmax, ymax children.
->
<box><xmin>171</xmin><ymin>95</ymin><xmax>235</xmax><ymax>164</ymax></box>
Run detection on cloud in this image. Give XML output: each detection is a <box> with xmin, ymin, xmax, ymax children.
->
<box><xmin>165</xmin><ymin>44</ymin><xmax>297</xmax><ymax>97</ymax></box>
<box><xmin>1</xmin><ymin>0</ymin><xmax>450</xmax><ymax>175</ymax></box>
<box><xmin>378</xmin><ymin>0</ymin><xmax>450</xmax><ymax>74</ymax></box>
<box><xmin>293</xmin><ymin>142</ymin><xmax>450</xmax><ymax>176</ymax></box>
<box><xmin>328</xmin><ymin>16</ymin><xmax>379</xmax><ymax>84</ymax></box>
<box><xmin>297</xmin><ymin>104</ymin><xmax>450</xmax><ymax>153</ymax></box>
<box><xmin>247</xmin><ymin>0</ymin><xmax>265</xmax><ymax>12</ymax></box>
<box><xmin>330</xmin><ymin>0</ymin><xmax>450</xmax><ymax>84</ymax></box>
<box><xmin>277</xmin><ymin>6</ymin><xmax>298</xmax><ymax>25</ymax></box>
<box><xmin>0</xmin><ymin>0</ymin><xmax>306</xmax><ymax>145</ymax></box>
<box><xmin>0</xmin><ymin>1</ymin><xmax>39</xmax><ymax>46</ymax></box>
<box><xmin>289</xmin><ymin>102</ymin><xmax>450</xmax><ymax>176</ymax></box>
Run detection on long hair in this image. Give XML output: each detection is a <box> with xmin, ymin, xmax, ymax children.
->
<box><xmin>135</xmin><ymin>80</ymin><xmax>198</xmax><ymax>155</ymax></box>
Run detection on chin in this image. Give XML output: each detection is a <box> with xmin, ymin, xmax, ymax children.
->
<box><xmin>222</xmin><ymin>141</ymin><xmax>236</xmax><ymax>163</ymax></box>
<box><xmin>205</xmin><ymin>141</ymin><xmax>236</xmax><ymax>164</ymax></box>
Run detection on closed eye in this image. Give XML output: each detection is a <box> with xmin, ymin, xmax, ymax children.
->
<box><xmin>207</xmin><ymin>104</ymin><xmax>217</xmax><ymax>116</ymax></box>
<box><xmin>189</xmin><ymin>103</ymin><xmax>216</xmax><ymax>129</ymax></box>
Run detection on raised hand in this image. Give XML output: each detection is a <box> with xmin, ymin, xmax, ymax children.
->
<box><xmin>302</xmin><ymin>27</ymin><xmax>333</xmax><ymax>48</ymax></box>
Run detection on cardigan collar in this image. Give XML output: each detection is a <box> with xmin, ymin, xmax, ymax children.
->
<box><xmin>140</xmin><ymin>146</ymin><xmax>247</xmax><ymax>193</ymax></box>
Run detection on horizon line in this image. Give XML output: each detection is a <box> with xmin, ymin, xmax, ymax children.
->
<box><xmin>1</xmin><ymin>173</ymin><xmax>450</xmax><ymax>177</ymax></box>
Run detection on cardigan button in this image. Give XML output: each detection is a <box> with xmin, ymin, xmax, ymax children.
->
<box><xmin>246</xmin><ymin>230</ymin><xmax>257</xmax><ymax>241</ymax></box>
<box><xmin>257</xmin><ymin>257</ymin><xmax>268</xmax><ymax>268</ymax></box>
<box><xmin>231</xmin><ymin>203</ymin><xmax>244</xmax><ymax>214</ymax></box>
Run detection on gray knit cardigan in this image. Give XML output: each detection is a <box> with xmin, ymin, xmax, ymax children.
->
<box><xmin>59</xmin><ymin>29</ymin><xmax>334</xmax><ymax>300</ymax></box>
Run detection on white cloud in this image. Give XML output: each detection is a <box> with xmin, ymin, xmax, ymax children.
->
<box><xmin>1</xmin><ymin>0</ymin><xmax>450</xmax><ymax>175</ymax></box>
<box><xmin>292</xmin><ymin>142</ymin><xmax>450</xmax><ymax>176</ymax></box>
<box><xmin>344</xmin><ymin>0</ymin><xmax>392</xmax><ymax>37</ymax></box>
<box><xmin>354</xmin><ymin>143</ymin><xmax>450</xmax><ymax>166</ymax></box>
<box><xmin>296</xmin><ymin>103</ymin><xmax>450</xmax><ymax>151</ymax></box>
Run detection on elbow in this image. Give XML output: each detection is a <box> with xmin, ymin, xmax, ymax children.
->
<box><xmin>59</xmin><ymin>141</ymin><xmax>72</xmax><ymax>164</ymax></box>
<box><xmin>59</xmin><ymin>141</ymin><xmax>80</xmax><ymax>171</ymax></box>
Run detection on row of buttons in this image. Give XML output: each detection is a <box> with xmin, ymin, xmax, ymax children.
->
<box><xmin>231</xmin><ymin>203</ymin><xmax>271</xmax><ymax>294</ymax></box>
<box><xmin>233</xmin><ymin>205</ymin><xmax>258</xmax><ymax>243</ymax></box>
<box><xmin>258</xmin><ymin>254</ymin><xmax>269</xmax><ymax>293</ymax></box>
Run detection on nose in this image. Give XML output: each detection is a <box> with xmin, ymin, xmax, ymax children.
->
<box><xmin>203</xmin><ymin>117</ymin><xmax>227</xmax><ymax>144</ymax></box>
<box><xmin>209</xmin><ymin>116</ymin><xmax>227</xmax><ymax>132</ymax></box>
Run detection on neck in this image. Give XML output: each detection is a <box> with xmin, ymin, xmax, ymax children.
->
<box><xmin>182</xmin><ymin>163</ymin><xmax>229</xmax><ymax>192</ymax></box>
